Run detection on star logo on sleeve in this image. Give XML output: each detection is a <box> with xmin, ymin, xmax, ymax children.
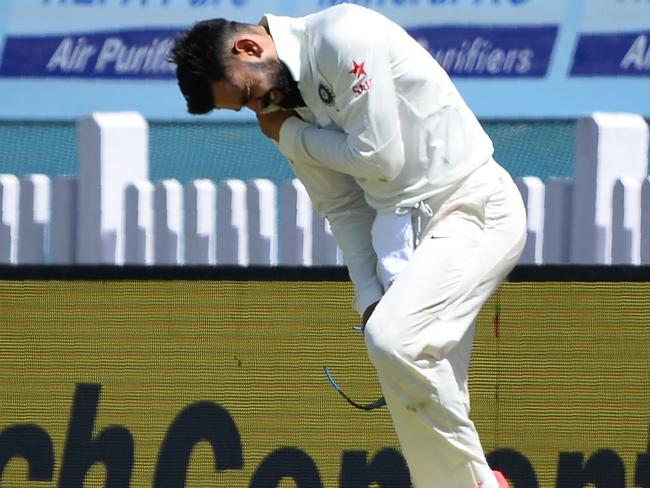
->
<box><xmin>349</xmin><ymin>60</ymin><xmax>366</xmax><ymax>78</ymax></box>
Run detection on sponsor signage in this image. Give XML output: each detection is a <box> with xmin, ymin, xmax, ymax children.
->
<box><xmin>0</xmin><ymin>29</ymin><xmax>178</xmax><ymax>79</ymax></box>
<box><xmin>1</xmin><ymin>276</ymin><xmax>649</xmax><ymax>487</ymax></box>
<box><xmin>0</xmin><ymin>0</ymin><xmax>648</xmax><ymax>118</ymax></box>
<box><xmin>571</xmin><ymin>0</ymin><xmax>650</xmax><ymax>77</ymax></box>
<box><xmin>409</xmin><ymin>25</ymin><xmax>558</xmax><ymax>78</ymax></box>
<box><xmin>572</xmin><ymin>31</ymin><xmax>650</xmax><ymax>76</ymax></box>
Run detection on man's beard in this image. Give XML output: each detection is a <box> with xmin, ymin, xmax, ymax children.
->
<box><xmin>256</xmin><ymin>60</ymin><xmax>305</xmax><ymax>111</ymax></box>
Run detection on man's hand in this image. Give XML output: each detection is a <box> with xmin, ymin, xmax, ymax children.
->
<box><xmin>362</xmin><ymin>301</ymin><xmax>379</xmax><ymax>327</ymax></box>
<box><xmin>257</xmin><ymin>110</ymin><xmax>299</xmax><ymax>142</ymax></box>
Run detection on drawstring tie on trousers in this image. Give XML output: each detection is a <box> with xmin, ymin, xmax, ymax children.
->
<box><xmin>395</xmin><ymin>201</ymin><xmax>434</xmax><ymax>248</ymax></box>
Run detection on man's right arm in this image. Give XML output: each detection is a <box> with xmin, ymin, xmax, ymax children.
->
<box><xmin>257</xmin><ymin>112</ymin><xmax>383</xmax><ymax>317</ymax></box>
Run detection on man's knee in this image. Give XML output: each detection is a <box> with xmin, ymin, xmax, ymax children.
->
<box><xmin>364</xmin><ymin>307</ymin><xmax>412</xmax><ymax>361</ymax></box>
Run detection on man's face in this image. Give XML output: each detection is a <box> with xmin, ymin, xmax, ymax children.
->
<box><xmin>211</xmin><ymin>59</ymin><xmax>303</xmax><ymax>114</ymax></box>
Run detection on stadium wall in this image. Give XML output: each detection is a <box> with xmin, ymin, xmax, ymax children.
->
<box><xmin>0</xmin><ymin>265</ymin><xmax>649</xmax><ymax>488</ymax></box>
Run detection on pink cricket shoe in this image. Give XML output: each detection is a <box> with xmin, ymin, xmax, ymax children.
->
<box><xmin>475</xmin><ymin>471</ymin><xmax>510</xmax><ymax>488</ymax></box>
<box><xmin>492</xmin><ymin>470</ymin><xmax>510</xmax><ymax>488</ymax></box>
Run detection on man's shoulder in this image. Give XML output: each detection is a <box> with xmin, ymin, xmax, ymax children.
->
<box><xmin>306</xmin><ymin>3</ymin><xmax>388</xmax><ymax>63</ymax></box>
<box><xmin>308</xmin><ymin>2</ymin><xmax>371</xmax><ymax>19</ymax></box>
<box><xmin>306</xmin><ymin>3</ymin><xmax>387</xmax><ymax>37</ymax></box>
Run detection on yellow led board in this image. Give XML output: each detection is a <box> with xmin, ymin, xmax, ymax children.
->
<box><xmin>0</xmin><ymin>279</ymin><xmax>649</xmax><ymax>488</ymax></box>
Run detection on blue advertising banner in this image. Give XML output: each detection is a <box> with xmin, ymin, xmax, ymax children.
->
<box><xmin>0</xmin><ymin>25</ymin><xmax>560</xmax><ymax>80</ymax></box>
<box><xmin>570</xmin><ymin>0</ymin><xmax>650</xmax><ymax>78</ymax></box>
<box><xmin>572</xmin><ymin>31</ymin><xmax>650</xmax><ymax>76</ymax></box>
<box><xmin>0</xmin><ymin>0</ymin><xmax>648</xmax><ymax>119</ymax></box>
<box><xmin>409</xmin><ymin>25</ymin><xmax>558</xmax><ymax>78</ymax></box>
<box><xmin>0</xmin><ymin>29</ymin><xmax>179</xmax><ymax>79</ymax></box>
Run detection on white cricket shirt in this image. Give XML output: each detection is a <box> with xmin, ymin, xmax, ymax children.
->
<box><xmin>261</xmin><ymin>4</ymin><xmax>494</xmax><ymax>314</ymax></box>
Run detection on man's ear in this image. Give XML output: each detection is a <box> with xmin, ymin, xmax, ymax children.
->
<box><xmin>232</xmin><ymin>38</ymin><xmax>263</xmax><ymax>57</ymax></box>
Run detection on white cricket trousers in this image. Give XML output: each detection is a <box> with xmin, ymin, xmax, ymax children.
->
<box><xmin>364</xmin><ymin>160</ymin><xmax>527</xmax><ymax>488</ymax></box>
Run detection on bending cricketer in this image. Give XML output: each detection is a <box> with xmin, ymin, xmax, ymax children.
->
<box><xmin>170</xmin><ymin>4</ymin><xmax>526</xmax><ymax>487</ymax></box>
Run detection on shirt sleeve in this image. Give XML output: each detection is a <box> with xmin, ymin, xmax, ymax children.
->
<box><xmin>286</xmin><ymin>156</ymin><xmax>384</xmax><ymax>316</ymax></box>
<box><xmin>278</xmin><ymin>17</ymin><xmax>405</xmax><ymax>183</ymax></box>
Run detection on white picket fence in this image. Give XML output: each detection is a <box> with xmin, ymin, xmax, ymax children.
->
<box><xmin>0</xmin><ymin>174</ymin><xmax>345</xmax><ymax>266</ymax></box>
<box><xmin>0</xmin><ymin>111</ymin><xmax>649</xmax><ymax>266</ymax></box>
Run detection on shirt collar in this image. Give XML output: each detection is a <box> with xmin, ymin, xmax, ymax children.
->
<box><xmin>259</xmin><ymin>13</ymin><xmax>306</xmax><ymax>82</ymax></box>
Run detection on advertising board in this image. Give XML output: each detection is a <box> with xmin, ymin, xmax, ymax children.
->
<box><xmin>0</xmin><ymin>0</ymin><xmax>648</xmax><ymax>119</ymax></box>
<box><xmin>1</xmin><ymin>268</ymin><xmax>649</xmax><ymax>487</ymax></box>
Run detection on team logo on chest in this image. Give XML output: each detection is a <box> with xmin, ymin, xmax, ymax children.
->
<box><xmin>318</xmin><ymin>82</ymin><xmax>335</xmax><ymax>106</ymax></box>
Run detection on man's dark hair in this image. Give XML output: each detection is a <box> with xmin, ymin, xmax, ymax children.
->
<box><xmin>169</xmin><ymin>18</ymin><xmax>250</xmax><ymax>114</ymax></box>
